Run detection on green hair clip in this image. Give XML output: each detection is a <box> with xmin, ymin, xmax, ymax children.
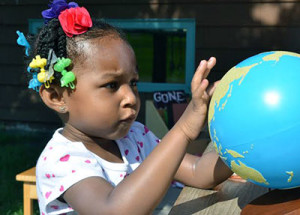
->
<box><xmin>54</xmin><ymin>57</ymin><xmax>76</xmax><ymax>89</ymax></box>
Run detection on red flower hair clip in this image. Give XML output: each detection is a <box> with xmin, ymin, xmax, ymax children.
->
<box><xmin>58</xmin><ymin>7</ymin><xmax>92</xmax><ymax>37</ymax></box>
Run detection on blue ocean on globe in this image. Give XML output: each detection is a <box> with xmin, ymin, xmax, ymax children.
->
<box><xmin>208</xmin><ymin>51</ymin><xmax>300</xmax><ymax>189</ymax></box>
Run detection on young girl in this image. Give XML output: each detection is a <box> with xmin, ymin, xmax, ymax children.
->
<box><xmin>18</xmin><ymin>1</ymin><xmax>232</xmax><ymax>214</ymax></box>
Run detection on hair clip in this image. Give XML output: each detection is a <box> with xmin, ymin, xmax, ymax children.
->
<box><xmin>46</xmin><ymin>49</ymin><xmax>58</xmax><ymax>80</ymax></box>
<box><xmin>16</xmin><ymin>30</ymin><xmax>31</xmax><ymax>56</ymax></box>
<box><xmin>42</xmin><ymin>0</ymin><xmax>78</xmax><ymax>23</ymax></box>
<box><xmin>58</xmin><ymin>7</ymin><xmax>92</xmax><ymax>37</ymax></box>
<box><xmin>29</xmin><ymin>55</ymin><xmax>54</xmax><ymax>88</ymax></box>
<box><xmin>29</xmin><ymin>55</ymin><xmax>47</xmax><ymax>72</ymax></box>
<box><xmin>26</xmin><ymin>66</ymin><xmax>42</xmax><ymax>92</ymax></box>
<box><xmin>42</xmin><ymin>0</ymin><xmax>92</xmax><ymax>37</ymax></box>
<box><xmin>54</xmin><ymin>57</ymin><xmax>76</xmax><ymax>89</ymax></box>
<box><xmin>28</xmin><ymin>73</ymin><xmax>43</xmax><ymax>92</ymax></box>
<box><xmin>27</xmin><ymin>66</ymin><xmax>39</xmax><ymax>74</ymax></box>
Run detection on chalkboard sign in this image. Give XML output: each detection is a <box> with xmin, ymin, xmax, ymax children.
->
<box><xmin>153</xmin><ymin>90</ymin><xmax>187</xmax><ymax>109</ymax></box>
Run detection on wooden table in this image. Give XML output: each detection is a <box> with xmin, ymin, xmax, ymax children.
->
<box><xmin>169</xmin><ymin>179</ymin><xmax>269</xmax><ymax>215</ymax></box>
<box><xmin>16</xmin><ymin>167</ymin><xmax>37</xmax><ymax>215</ymax></box>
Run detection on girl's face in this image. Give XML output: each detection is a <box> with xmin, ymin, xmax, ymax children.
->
<box><xmin>64</xmin><ymin>36</ymin><xmax>140</xmax><ymax>140</ymax></box>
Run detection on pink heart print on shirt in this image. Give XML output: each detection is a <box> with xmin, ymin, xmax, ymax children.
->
<box><xmin>50</xmin><ymin>205</ymin><xmax>59</xmax><ymax>210</ymax></box>
<box><xmin>137</xmin><ymin>141</ymin><xmax>143</xmax><ymax>148</ymax></box>
<box><xmin>60</xmin><ymin>154</ymin><xmax>70</xmax><ymax>162</ymax></box>
<box><xmin>120</xmin><ymin>173</ymin><xmax>129</xmax><ymax>178</ymax></box>
<box><xmin>85</xmin><ymin>159</ymin><xmax>91</xmax><ymax>163</ymax></box>
<box><xmin>125</xmin><ymin>149</ymin><xmax>129</xmax><ymax>156</ymax></box>
<box><xmin>45</xmin><ymin>173</ymin><xmax>55</xmax><ymax>178</ymax></box>
<box><xmin>143</xmin><ymin>126</ymin><xmax>149</xmax><ymax>135</ymax></box>
<box><xmin>60</xmin><ymin>185</ymin><xmax>64</xmax><ymax>192</ymax></box>
<box><xmin>45</xmin><ymin>191</ymin><xmax>52</xmax><ymax>199</ymax></box>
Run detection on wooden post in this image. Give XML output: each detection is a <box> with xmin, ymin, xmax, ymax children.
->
<box><xmin>23</xmin><ymin>183</ymin><xmax>34</xmax><ymax>215</ymax></box>
<box><xmin>16</xmin><ymin>167</ymin><xmax>37</xmax><ymax>215</ymax></box>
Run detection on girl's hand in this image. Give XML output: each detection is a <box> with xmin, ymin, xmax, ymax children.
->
<box><xmin>190</xmin><ymin>57</ymin><xmax>216</xmax><ymax>113</ymax></box>
<box><xmin>177</xmin><ymin>57</ymin><xmax>216</xmax><ymax>141</ymax></box>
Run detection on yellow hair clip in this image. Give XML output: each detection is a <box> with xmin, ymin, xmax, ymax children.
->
<box><xmin>29</xmin><ymin>55</ymin><xmax>47</xmax><ymax>72</ymax></box>
<box><xmin>29</xmin><ymin>55</ymin><xmax>54</xmax><ymax>88</ymax></box>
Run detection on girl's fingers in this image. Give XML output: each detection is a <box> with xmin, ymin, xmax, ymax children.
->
<box><xmin>207</xmin><ymin>80</ymin><xmax>220</xmax><ymax>97</ymax></box>
<box><xmin>191</xmin><ymin>57</ymin><xmax>216</xmax><ymax>94</ymax></box>
<box><xmin>200</xmin><ymin>79</ymin><xmax>210</xmax><ymax>95</ymax></box>
<box><xmin>203</xmin><ymin>57</ymin><xmax>216</xmax><ymax>79</ymax></box>
<box><xmin>207</xmin><ymin>57</ymin><xmax>216</xmax><ymax>69</ymax></box>
<box><xmin>191</xmin><ymin>60</ymin><xmax>207</xmax><ymax>93</ymax></box>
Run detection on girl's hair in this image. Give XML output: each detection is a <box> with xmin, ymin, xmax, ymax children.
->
<box><xmin>28</xmin><ymin>18</ymin><xmax>128</xmax><ymax>84</ymax></box>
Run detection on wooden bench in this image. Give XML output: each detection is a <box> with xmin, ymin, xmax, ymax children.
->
<box><xmin>16</xmin><ymin>167</ymin><xmax>37</xmax><ymax>215</ymax></box>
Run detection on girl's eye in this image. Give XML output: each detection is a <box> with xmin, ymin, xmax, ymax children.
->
<box><xmin>130</xmin><ymin>79</ymin><xmax>138</xmax><ymax>87</ymax></box>
<box><xmin>105</xmin><ymin>82</ymin><xmax>118</xmax><ymax>89</ymax></box>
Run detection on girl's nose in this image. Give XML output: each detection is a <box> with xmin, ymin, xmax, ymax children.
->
<box><xmin>120</xmin><ymin>85</ymin><xmax>138</xmax><ymax>107</ymax></box>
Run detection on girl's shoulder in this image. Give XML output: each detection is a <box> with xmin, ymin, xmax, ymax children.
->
<box><xmin>36</xmin><ymin>128</ymin><xmax>92</xmax><ymax>172</ymax></box>
<box><xmin>41</xmin><ymin>128</ymin><xmax>87</xmax><ymax>154</ymax></box>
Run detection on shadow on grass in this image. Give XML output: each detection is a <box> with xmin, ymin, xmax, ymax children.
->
<box><xmin>0</xmin><ymin>131</ymin><xmax>52</xmax><ymax>215</ymax></box>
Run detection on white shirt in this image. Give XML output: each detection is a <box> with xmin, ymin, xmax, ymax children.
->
<box><xmin>36</xmin><ymin>121</ymin><xmax>160</xmax><ymax>215</ymax></box>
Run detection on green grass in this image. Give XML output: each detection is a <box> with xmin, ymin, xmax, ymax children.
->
<box><xmin>0</xmin><ymin>132</ymin><xmax>52</xmax><ymax>214</ymax></box>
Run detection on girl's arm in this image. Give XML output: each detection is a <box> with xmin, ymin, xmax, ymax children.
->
<box><xmin>175</xmin><ymin>152</ymin><xmax>233</xmax><ymax>189</ymax></box>
<box><xmin>63</xmin><ymin>58</ymin><xmax>218</xmax><ymax>215</ymax></box>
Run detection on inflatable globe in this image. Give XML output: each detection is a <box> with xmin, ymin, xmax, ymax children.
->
<box><xmin>208</xmin><ymin>51</ymin><xmax>300</xmax><ymax>189</ymax></box>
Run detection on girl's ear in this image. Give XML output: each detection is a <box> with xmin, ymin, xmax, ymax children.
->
<box><xmin>39</xmin><ymin>85</ymin><xmax>68</xmax><ymax>114</ymax></box>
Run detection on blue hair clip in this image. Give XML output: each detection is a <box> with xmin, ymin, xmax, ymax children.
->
<box><xmin>27</xmin><ymin>66</ymin><xmax>42</xmax><ymax>92</ymax></box>
<box><xmin>28</xmin><ymin>73</ymin><xmax>43</xmax><ymax>92</ymax></box>
<box><xmin>16</xmin><ymin>30</ymin><xmax>31</xmax><ymax>56</ymax></box>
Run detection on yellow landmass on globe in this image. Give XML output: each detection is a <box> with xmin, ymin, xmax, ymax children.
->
<box><xmin>231</xmin><ymin>160</ymin><xmax>269</xmax><ymax>185</ymax></box>
<box><xmin>213</xmin><ymin>141</ymin><xmax>223</xmax><ymax>156</ymax></box>
<box><xmin>286</xmin><ymin>171</ymin><xmax>294</xmax><ymax>183</ymax></box>
<box><xmin>263</xmin><ymin>51</ymin><xmax>300</xmax><ymax>62</ymax></box>
<box><xmin>220</xmin><ymin>156</ymin><xmax>227</xmax><ymax>160</ymax></box>
<box><xmin>213</xmin><ymin>128</ymin><xmax>219</xmax><ymax>142</ymax></box>
<box><xmin>226</xmin><ymin>149</ymin><xmax>244</xmax><ymax>158</ymax></box>
<box><xmin>218</xmin><ymin>144</ymin><xmax>223</xmax><ymax>155</ymax></box>
<box><xmin>208</xmin><ymin>63</ymin><xmax>258</xmax><ymax>125</ymax></box>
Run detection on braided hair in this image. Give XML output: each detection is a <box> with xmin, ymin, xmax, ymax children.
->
<box><xmin>33</xmin><ymin>19</ymin><xmax>66</xmax><ymax>59</ymax></box>
<box><xmin>28</xmin><ymin>18</ymin><xmax>128</xmax><ymax>86</ymax></box>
